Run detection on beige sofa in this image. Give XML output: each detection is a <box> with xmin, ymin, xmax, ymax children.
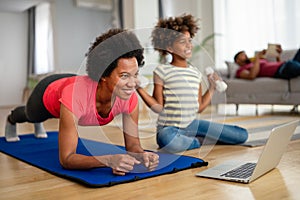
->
<box><xmin>213</xmin><ymin>49</ymin><xmax>300</xmax><ymax>114</ymax></box>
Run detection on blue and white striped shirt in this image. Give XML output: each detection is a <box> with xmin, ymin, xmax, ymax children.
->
<box><xmin>154</xmin><ymin>64</ymin><xmax>202</xmax><ymax>128</ymax></box>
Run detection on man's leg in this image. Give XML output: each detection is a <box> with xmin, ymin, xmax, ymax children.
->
<box><xmin>279</xmin><ymin>61</ymin><xmax>300</xmax><ymax>79</ymax></box>
<box><xmin>292</xmin><ymin>48</ymin><xmax>300</xmax><ymax>62</ymax></box>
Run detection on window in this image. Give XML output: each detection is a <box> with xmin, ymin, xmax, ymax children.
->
<box><xmin>34</xmin><ymin>2</ymin><xmax>54</xmax><ymax>74</ymax></box>
<box><xmin>214</xmin><ymin>0</ymin><xmax>300</xmax><ymax>68</ymax></box>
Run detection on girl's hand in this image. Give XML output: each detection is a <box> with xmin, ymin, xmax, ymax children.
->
<box><xmin>207</xmin><ymin>72</ymin><xmax>221</xmax><ymax>90</ymax></box>
<box><xmin>136</xmin><ymin>75</ymin><xmax>149</xmax><ymax>88</ymax></box>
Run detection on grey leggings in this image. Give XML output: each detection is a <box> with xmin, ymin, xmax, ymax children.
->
<box><xmin>8</xmin><ymin>74</ymin><xmax>76</xmax><ymax>124</ymax></box>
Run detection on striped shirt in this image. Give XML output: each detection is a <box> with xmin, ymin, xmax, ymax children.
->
<box><xmin>154</xmin><ymin>64</ymin><xmax>202</xmax><ymax>128</ymax></box>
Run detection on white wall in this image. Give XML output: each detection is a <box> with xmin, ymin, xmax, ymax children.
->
<box><xmin>0</xmin><ymin>0</ymin><xmax>214</xmax><ymax>106</ymax></box>
<box><xmin>162</xmin><ymin>0</ymin><xmax>215</xmax><ymax>70</ymax></box>
<box><xmin>0</xmin><ymin>11</ymin><xmax>28</xmax><ymax>106</ymax></box>
<box><xmin>52</xmin><ymin>0</ymin><xmax>112</xmax><ymax>74</ymax></box>
<box><xmin>0</xmin><ymin>0</ymin><xmax>112</xmax><ymax>106</ymax></box>
<box><xmin>196</xmin><ymin>0</ymin><xmax>215</xmax><ymax>69</ymax></box>
<box><xmin>121</xmin><ymin>0</ymin><xmax>158</xmax><ymax>76</ymax></box>
<box><xmin>123</xmin><ymin>0</ymin><xmax>215</xmax><ymax>76</ymax></box>
<box><xmin>163</xmin><ymin>0</ymin><xmax>198</xmax><ymax>18</ymax></box>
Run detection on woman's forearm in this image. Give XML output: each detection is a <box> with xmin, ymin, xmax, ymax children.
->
<box><xmin>60</xmin><ymin>153</ymin><xmax>107</xmax><ymax>169</ymax></box>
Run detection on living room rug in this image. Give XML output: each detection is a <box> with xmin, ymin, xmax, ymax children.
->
<box><xmin>114</xmin><ymin>112</ymin><xmax>299</xmax><ymax>147</ymax></box>
<box><xmin>241</xmin><ymin>120</ymin><xmax>300</xmax><ymax>147</ymax></box>
<box><xmin>204</xmin><ymin>114</ymin><xmax>300</xmax><ymax>147</ymax></box>
<box><xmin>0</xmin><ymin>131</ymin><xmax>207</xmax><ymax>187</ymax></box>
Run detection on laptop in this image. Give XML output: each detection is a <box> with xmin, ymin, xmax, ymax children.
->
<box><xmin>195</xmin><ymin>120</ymin><xmax>299</xmax><ymax>183</ymax></box>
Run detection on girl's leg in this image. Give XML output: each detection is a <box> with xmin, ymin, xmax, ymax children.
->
<box><xmin>186</xmin><ymin>119</ymin><xmax>248</xmax><ymax>144</ymax></box>
<box><xmin>156</xmin><ymin>126</ymin><xmax>200</xmax><ymax>153</ymax></box>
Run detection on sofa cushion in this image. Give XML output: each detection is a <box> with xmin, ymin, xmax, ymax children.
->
<box><xmin>225</xmin><ymin>78</ymin><xmax>289</xmax><ymax>95</ymax></box>
<box><xmin>290</xmin><ymin>77</ymin><xmax>300</xmax><ymax>92</ymax></box>
<box><xmin>223</xmin><ymin>78</ymin><xmax>291</xmax><ymax>105</ymax></box>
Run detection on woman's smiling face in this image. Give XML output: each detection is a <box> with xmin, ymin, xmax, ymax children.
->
<box><xmin>105</xmin><ymin>57</ymin><xmax>139</xmax><ymax>100</ymax></box>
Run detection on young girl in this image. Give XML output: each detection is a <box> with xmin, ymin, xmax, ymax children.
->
<box><xmin>137</xmin><ymin>14</ymin><xmax>248</xmax><ymax>153</ymax></box>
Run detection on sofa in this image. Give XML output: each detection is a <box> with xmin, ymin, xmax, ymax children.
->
<box><xmin>213</xmin><ymin>49</ymin><xmax>300</xmax><ymax>114</ymax></box>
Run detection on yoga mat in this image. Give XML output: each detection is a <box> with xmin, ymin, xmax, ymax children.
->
<box><xmin>0</xmin><ymin>132</ymin><xmax>207</xmax><ymax>187</ymax></box>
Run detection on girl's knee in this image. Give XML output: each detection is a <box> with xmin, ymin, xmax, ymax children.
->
<box><xmin>240</xmin><ymin>129</ymin><xmax>249</xmax><ymax>143</ymax></box>
<box><xmin>157</xmin><ymin>130</ymin><xmax>200</xmax><ymax>153</ymax></box>
<box><xmin>234</xmin><ymin>127</ymin><xmax>248</xmax><ymax>143</ymax></box>
<box><xmin>156</xmin><ymin>128</ymin><xmax>177</xmax><ymax>148</ymax></box>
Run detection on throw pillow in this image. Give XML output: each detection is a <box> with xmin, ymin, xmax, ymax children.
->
<box><xmin>225</xmin><ymin>61</ymin><xmax>239</xmax><ymax>79</ymax></box>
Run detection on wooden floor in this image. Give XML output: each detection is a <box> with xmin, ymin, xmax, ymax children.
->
<box><xmin>0</xmin><ymin>105</ymin><xmax>300</xmax><ymax>200</ymax></box>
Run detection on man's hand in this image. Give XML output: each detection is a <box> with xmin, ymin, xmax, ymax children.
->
<box><xmin>275</xmin><ymin>44</ymin><xmax>283</xmax><ymax>61</ymax></box>
<box><xmin>275</xmin><ymin>44</ymin><xmax>283</xmax><ymax>54</ymax></box>
<box><xmin>256</xmin><ymin>49</ymin><xmax>266</xmax><ymax>59</ymax></box>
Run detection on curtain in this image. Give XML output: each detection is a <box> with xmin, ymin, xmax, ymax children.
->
<box><xmin>111</xmin><ymin>0</ymin><xmax>123</xmax><ymax>28</ymax></box>
<box><xmin>27</xmin><ymin>7</ymin><xmax>35</xmax><ymax>79</ymax></box>
<box><xmin>214</xmin><ymin>0</ymin><xmax>300</xmax><ymax>69</ymax></box>
<box><xmin>158</xmin><ymin>0</ymin><xmax>164</xmax><ymax>18</ymax></box>
<box><xmin>33</xmin><ymin>2</ymin><xmax>54</xmax><ymax>74</ymax></box>
<box><xmin>117</xmin><ymin>0</ymin><xmax>123</xmax><ymax>28</ymax></box>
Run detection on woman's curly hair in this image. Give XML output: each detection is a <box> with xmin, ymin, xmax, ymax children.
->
<box><xmin>85</xmin><ymin>28</ymin><xmax>144</xmax><ymax>81</ymax></box>
<box><xmin>151</xmin><ymin>14</ymin><xmax>200</xmax><ymax>57</ymax></box>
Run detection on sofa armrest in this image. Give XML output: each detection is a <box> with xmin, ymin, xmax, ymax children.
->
<box><xmin>280</xmin><ymin>49</ymin><xmax>297</xmax><ymax>61</ymax></box>
<box><xmin>216</xmin><ymin>68</ymin><xmax>229</xmax><ymax>80</ymax></box>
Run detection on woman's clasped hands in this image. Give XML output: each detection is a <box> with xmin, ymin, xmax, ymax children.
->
<box><xmin>101</xmin><ymin>152</ymin><xmax>159</xmax><ymax>175</ymax></box>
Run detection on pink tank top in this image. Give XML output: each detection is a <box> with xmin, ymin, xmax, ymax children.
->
<box><xmin>43</xmin><ymin>75</ymin><xmax>138</xmax><ymax>126</ymax></box>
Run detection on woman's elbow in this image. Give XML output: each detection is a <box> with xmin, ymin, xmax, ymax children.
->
<box><xmin>59</xmin><ymin>158</ymin><xmax>70</xmax><ymax>169</ymax></box>
<box><xmin>59</xmin><ymin>154</ymin><xmax>73</xmax><ymax>169</ymax></box>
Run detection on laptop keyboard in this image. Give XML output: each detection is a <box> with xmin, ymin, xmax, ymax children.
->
<box><xmin>221</xmin><ymin>163</ymin><xmax>256</xmax><ymax>179</ymax></box>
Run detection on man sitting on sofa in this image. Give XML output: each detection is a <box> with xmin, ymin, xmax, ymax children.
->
<box><xmin>234</xmin><ymin>47</ymin><xmax>300</xmax><ymax>80</ymax></box>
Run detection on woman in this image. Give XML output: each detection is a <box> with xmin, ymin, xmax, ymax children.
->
<box><xmin>5</xmin><ymin>28</ymin><xmax>159</xmax><ymax>175</ymax></box>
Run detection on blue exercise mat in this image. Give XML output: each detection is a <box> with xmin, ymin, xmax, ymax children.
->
<box><xmin>0</xmin><ymin>131</ymin><xmax>207</xmax><ymax>187</ymax></box>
